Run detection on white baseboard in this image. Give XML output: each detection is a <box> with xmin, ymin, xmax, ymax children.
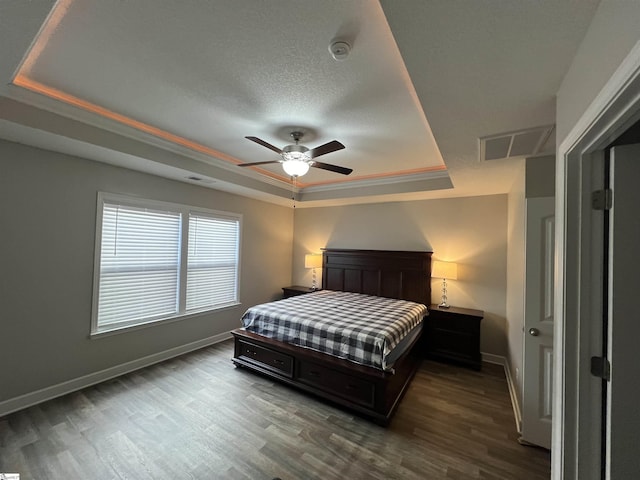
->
<box><xmin>0</xmin><ymin>331</ymin><xmax>232</xmax><ymax>417</ymax></box>
<box><xmin>480</xmin><ymin>352</ymin><xmax>504</xmax><ymax>366</ymax></box>
<box><xmin>482</xmin><ymin>352</ymin><xmax>523</xmax><ymax>433</ymax></box>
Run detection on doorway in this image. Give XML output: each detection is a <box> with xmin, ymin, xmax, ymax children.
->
<box><xmin>555</xmin><ymin>48</ymin><xmax>640</xmax><ymax>479</ymax></box>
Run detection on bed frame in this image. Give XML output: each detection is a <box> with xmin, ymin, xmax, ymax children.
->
<box><xmin>231</xmin><ymin>248</ymin><xmax>432</xmax><ymax>425</ymax></box>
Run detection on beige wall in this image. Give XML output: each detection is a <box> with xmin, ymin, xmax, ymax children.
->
<box><xmin>293</xmin><ymin>195</ymin><xmax>508</xmax><ymax>356</ymax></box>
<box><xmin>0</xmin><ymin>139</ymin><xmax>293</xmax><ymax>402</ymax></box>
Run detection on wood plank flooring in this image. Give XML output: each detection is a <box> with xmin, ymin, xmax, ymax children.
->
<box><xmin>0</xmin><ymin>340</ymin><xmax>550</xmax><ymax>479</ymax></box>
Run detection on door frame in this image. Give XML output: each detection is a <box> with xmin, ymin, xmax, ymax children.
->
<box><xmin>554</xmin><ymin>42</ymin><xmax>640</xmax><ymax>479</ymax></box>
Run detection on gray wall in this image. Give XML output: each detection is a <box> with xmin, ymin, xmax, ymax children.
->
<box><xmin>526</xmin><ymin>155</ymin><xmax>555</xmax><ymax>198</ymax></box>
<box><xmin>555</xmin><ymin>3</ymin><xmax>640</xmax><ymax>476</ymax></box>
<box><xmin>506</xmin><ymin>160</ymin><xmax>526</xmax><ymax>408</ymax></box>
<box><xmin>557</xmin><ymin>2</ymin><xmax>640</xmax><ymax>144</ymax></box>
<box><xmin>0</xmin><ymin>139</ymin><xmax>293</xmax><ymax>402</ymax></box>
<box><xmin>292</xmin><ymin>195</ymin><xmax>509</xmax><ymax>357</ymax></box>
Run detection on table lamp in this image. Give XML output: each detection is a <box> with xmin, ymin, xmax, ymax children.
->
<box><xmin>304</xmin><ymin>253</ymin><xmax>322</xmax><ymax>290</ymax></box>
<box><xmin>432</xmin><ymin>260</ymin><xmax>458</xmax><ymax>308</ymax></box>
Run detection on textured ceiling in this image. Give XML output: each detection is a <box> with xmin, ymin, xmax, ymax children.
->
<box><xmin>0</xmin><ymin>0</ymin><xmax>599</xmax><ymax>207</ymax></box>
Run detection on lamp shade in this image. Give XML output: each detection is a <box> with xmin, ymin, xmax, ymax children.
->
<box><xmin>305</xmin><ymin>253</ymin><xmax>322</xmax><ymax>269</ymax></box>
<box><xmin>432</xmin><ymin>260</ymin><xmax>458</xmax><ymax>280</ymax></box>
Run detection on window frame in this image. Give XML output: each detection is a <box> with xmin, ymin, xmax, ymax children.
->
<box><xmin>91</xmin><ymin>192</ymin><xmax>242</xmax><ymax>336</ymax></box>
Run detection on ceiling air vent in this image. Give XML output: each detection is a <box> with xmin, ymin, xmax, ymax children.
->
<box><xmin>479</xmin><ymin>125</ymin><xmax>554</xmax><ymax>162</ymax></box>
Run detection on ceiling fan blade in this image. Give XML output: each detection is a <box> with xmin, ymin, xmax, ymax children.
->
<box><xmin>308</xmin><ymin>140</ymin><xmax>345</xmax><ymax>159</ymax></box>
<box><xmin>245</xmin><ymin>136</ymin><xmax>283</xmax><ymax>154</ymax></box>
<box><xmin>311</xmin><ymin>161</ymin><xmax>353</xmax><ymax>175</ymax></box>
<box><xmin>237</xmin><ymin>160</ymin><xmax>281</xmax><ymax>167</ymax></box>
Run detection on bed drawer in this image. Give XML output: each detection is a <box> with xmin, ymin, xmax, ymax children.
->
<box><xmin>298</xmin><ymin>361</ymin><xmax>375</xmax><ymax>408</ymax></box>
<box><xmin>237</xmin><ymin>340</ymin><xmax>294</xmax><ymax>378</ymax></box>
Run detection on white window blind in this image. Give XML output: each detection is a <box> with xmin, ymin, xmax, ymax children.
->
<box><xmin>93</xmin><ymin>194</ymin><xmax>241</xmax><ymax>334</ymax></box>
<box><xmin>97</xmin><ymin>203</ymin><xmax>181</xmax><ymax>329</ymax></box>
<box><xmin>186</xmin><ymin>213</ymin><xmax>239</xmax><ymax>311</ymax></box>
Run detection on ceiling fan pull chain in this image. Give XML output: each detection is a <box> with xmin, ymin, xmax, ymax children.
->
<box><xmin>291</xmin><ymin>176</ymin><xmax>297</xmax><ymax>209</ymax></box>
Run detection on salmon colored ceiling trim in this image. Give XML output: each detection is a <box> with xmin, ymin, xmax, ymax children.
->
<box><xmin>13</xmin><ymin>0</ymin><xmax>446</xmax><ymax>190</ymax></box>
<box><xmin>12</xmin><ymin>75</ymin><xmax>245</xmax><ymax>166</ymax></box>
<box><xmin>370</xmin><ymin>2</ymin><xmax>446</xmax><ymax>167</ymax></box>
<box><xmin>13</xmin><ymin>74</ymin><xmax>445</xmax><ymax>188</ymax></box>
<box><xmin>16</xmin><ymin>0</ymin><xmax>73</xmax><ymax>77</ymax></box>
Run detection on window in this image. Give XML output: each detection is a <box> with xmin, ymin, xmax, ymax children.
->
<box><xmin>92</xmin><ymin>193</ymin><xmax>241</xmax><ymax>334</ymax></box>
<box><xmin>186</xmin><ymin>212</ymin><xmax>240</xmax><ymax>311</ymax></box>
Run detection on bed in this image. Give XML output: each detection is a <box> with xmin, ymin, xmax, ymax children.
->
<box><xmin>231</xmin><ymin>248</ymin><xmax>432</xmax><ymax>425</ymax></box>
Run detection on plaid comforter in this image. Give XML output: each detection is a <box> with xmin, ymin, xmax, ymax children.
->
<box><xmin>240</xmin><ymin>290</ymin><xmax>428</xmax><ymax>371</ymax></box>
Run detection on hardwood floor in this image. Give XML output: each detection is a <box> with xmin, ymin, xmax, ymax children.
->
<box><xmin>0</xmin><ymin>340</ymin><xmax>550</xmax><ymax>479</ymax></box>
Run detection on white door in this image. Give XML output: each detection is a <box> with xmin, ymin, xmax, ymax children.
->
<box><xmin>521</xmin><ymin>196</ymin><xmax>555</xmax><ymax>449</ymax></box>
<box><xmin>606</xmin><ymin>145</ymin><xmax>640</xmax><ymax>478</ymax></box>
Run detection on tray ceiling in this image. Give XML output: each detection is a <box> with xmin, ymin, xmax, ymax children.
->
<box><xmin>0</xmin><ymin>0</ymin><xmax>599</xmax><ymax>207</ymax></box>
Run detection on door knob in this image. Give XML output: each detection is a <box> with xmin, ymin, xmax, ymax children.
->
<box><xmin>528</xmin><ymin>328</ymin><xmax>540</xmax><ymax>337</ymax></box>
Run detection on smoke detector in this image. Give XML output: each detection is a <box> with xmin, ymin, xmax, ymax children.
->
<box><xmin>329</xmin><ymin>40</ymin><xmax>351</xmax><ymax>61</ymax></box>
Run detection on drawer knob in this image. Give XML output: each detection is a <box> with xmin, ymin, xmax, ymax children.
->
<box><xmin>273</xmin><ymin>359</ymin><xmax>284</xmax><ymax>365</ymax></box>
<box><xmin>246</xmin><ymin>349</ymin><xmax>257</xmax><ymax>356</ymax></box>
<box><xmin>528</xmin><ymin>328</ymin><xmax>540</xmax><ymax>337</ymax></box>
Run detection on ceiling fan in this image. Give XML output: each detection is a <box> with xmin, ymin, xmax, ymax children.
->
<box><xmin>238</xmin><ymin>131</ymin><xmax>352</xmax><ymax>177</ymax></box>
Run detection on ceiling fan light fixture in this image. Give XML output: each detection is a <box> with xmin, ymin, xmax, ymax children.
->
<box><xmin>282</xmin><ymin>159</ymin><xmax>310</xmax><ymax>177</ymax></box>
<box><xmin>240</xmin><ymin>133</ymin><xmax>349</xmax><ymax>176</ymax></box>
<box><xmin>282</xmin><ymin>144</ymin><xmax>311</xmax><ymax>162</ymax></box>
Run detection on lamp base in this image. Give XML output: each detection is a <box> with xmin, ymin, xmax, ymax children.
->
<box><xmin>438</xmin><ymin>278</ymin><xmax>452</xmax><ymax>309</ymax></box>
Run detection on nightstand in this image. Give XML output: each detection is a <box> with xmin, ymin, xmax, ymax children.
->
<box><xmin>424</xmin><ymin>304</ymin><xmax>484</xmax><ymax>370</ymax></box>
<box><xmin>282</xmin><ymin>285</ymin><xmax>320</xmax><ymax>299</ymax></box>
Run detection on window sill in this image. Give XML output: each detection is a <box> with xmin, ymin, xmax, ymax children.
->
<box><xmin>90</xmin><ymin>302</ymin><xmax>242</xmax><ymax>339</ymax></box>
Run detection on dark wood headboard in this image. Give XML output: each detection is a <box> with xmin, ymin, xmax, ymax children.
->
<box><xmin>321</xmin><ymin>249</ymin><xmax>432</xmax><ymax>306</ymax></box>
